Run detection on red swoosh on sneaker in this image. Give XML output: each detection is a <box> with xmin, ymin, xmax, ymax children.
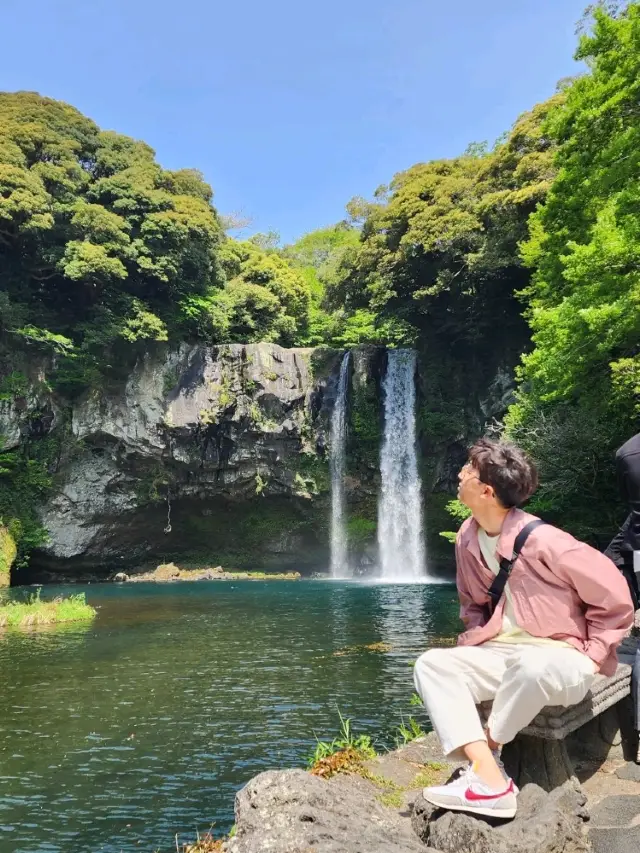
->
<box><xmin>465</xmin><ymin>780</ymin><xmax>514</xmax><ymax>801</ymax></box>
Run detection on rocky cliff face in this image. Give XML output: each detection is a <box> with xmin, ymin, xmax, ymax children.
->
<box><xmin>1</xmin><ymin>343</ymin><xmax>387</xmax><ymax>580</ymax></box>
<box><xmin>0</xmin><ymin>341</ymin><xmax>516</xmax><ymax>583</ymax></box>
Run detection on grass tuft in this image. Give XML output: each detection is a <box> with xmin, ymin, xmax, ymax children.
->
<box><xmin>307</xmin><ymin>711</ymin><xmax>377</xmax><ymax>775</ymax></box>
<box><xmin>0</xmin><ymin>588</ymin><xmax>96</xmax><ymax>629</ymax></box>
<box><xmin>309</xmin><ymin>746</ymin><xmax>368</xmax><ymax>779</ymax></box>
<box><xmin>412</xmin><ymin>763</ymin><xmax>448</xmax><ymax>789</ymax></box>
<box><xmin>377</xmin><ymin>789</ymin><xmax>404</xmax><ymax>808</ymax></box>
<box><xmin>394</xmin><ymin>715</ymin><xmax>426</xmax><ymax>747</ymax></box>
<box><xmin>175</xmin><ymin>829</ymin><xmax>225</xmax><ymax>852</ymax></box>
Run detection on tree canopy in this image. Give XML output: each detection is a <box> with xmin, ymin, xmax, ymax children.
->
<box><xmin>506</xmin><ymin>4</ymin><xmax>640</xmax><ymax>535</ymax></box>
<box><xmin>0</xmin><ymin>93</ymin><xmax>223</xmax><ymax>346</ymax></box>
<box><xmin>328</xmin><ymin>95</ymin><xmax>562</xmax><ymax>355</ymax></box>
<box><xmin>0</xmin><ymin>92</ymin><xmax>316</xmax><ymax>389</ymax></box>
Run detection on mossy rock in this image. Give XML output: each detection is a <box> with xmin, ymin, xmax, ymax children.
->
<box><xmin>0</xmin><ymin>526</ymin><xmax>17</xmax><ymax>587</ymax></box>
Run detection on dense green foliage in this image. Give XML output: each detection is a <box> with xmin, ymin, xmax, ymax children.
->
<box><xmin>328</xmin><ymin>97</ymin><xmax>561</xmax><ymax>353</ymax></box>
<box><xmin>186</xmin><ymin>239</ymin><xmax>310</xmax><ymax>345</ymax></box>
<box><xmin>0</xmin><ymin>93</ymin><xmax>219</xmax><ymax>379</ymax></box>
<box><xmin>506</xmin><ymin>4</ymin><xmax>639</xmax><ymax>536</ymax></box>
<box><xmin>0</xmin><ymin>92</ymin><xmax>316</xmax><ymax>392</ymax></box>
<box><xmin>0</xmin><ymin>439</ymin><xmax>54</xmax><ymax>563</ymax></box>
<box><xmin>282</xmin><ymin>223</ymin><xmax>405</xmax><ymax>347</ymax></box>
<box><xmin>0</xmin><ymin>588</ymin><xmax>95</xmax><ymax>628</ymax></box>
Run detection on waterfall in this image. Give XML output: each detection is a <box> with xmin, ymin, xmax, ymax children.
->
<box><xmin>377</xmin><ymin>349</ymin><xmax>427</xmax><ymax>580</ymax></box>
<box><xmin>329</xmin><ymin>352</ymin><xmax>351</xmax><ymax>578</ymax></box>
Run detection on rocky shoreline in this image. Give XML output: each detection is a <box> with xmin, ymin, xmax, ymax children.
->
<box><xmin>216</xmin><ymin>732</ymin><xmax>640</xmax><ymax>853</ymax></box>
<box><xmin>113</xmin><ymin>562</ymin><xmax>302</xmax><ymax>583</ymax></box>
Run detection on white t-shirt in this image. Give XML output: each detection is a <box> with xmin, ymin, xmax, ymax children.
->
<box><xmin>477</xmin><ymin>527</ymin><xmax>572</xmax><ymax>648</ymax></box>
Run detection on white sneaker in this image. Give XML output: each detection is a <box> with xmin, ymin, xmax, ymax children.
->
<box><xmin>423</xmin><ymin>765</ymin><xmax>517</xmax><ymax>819</ymax></box>
<box><xmin>450</xmin><ymin>756</ymin><xmax>518</xmax><ymax>793</ymax></box>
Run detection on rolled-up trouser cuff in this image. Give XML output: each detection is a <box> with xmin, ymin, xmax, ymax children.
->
<box><xmin>487</xmin><ymin>713</ymin><xmax>512</xmax><ymax>746</ymax></box>
<box><xmin>443</xmin><ymin>731</ymin><xmax>488</xmax><ymax>762</ymax></box>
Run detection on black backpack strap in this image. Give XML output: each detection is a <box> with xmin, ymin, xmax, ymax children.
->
<box><xmin>487</xmin><ymin>519</ymin><xmax>547</xmax><ymax>614</ymax></box>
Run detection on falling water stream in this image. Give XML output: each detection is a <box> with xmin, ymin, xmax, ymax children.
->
<box><xmin>377</xmin><ymin>349</ymin><xmax>427</xmax><ymax>580</ymax></box>
<box><xmin>329</xmin><ymin>351</ymin><xmax>351</xmax><ymax>577</ymax></box>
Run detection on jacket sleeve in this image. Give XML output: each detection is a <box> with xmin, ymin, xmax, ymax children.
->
<box><xmin>554</xmin><ymin>541</ymin><xmax>634</xmax><ymax>668</ymax></box>
<box><xmin>456</xmin><ymin>536</ymin><xmax>487</xmax><ymax>632</ymax></box>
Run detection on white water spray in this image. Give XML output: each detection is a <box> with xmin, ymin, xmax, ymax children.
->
<box><xmin>330</xmin><ymin>352</ymin><xmax>351</xmax><ymax>578</ymax></box>
<box><xmin>377</xmin><ymin>349</ymin><xmax>427</xmax><ymax>580</ymax></box>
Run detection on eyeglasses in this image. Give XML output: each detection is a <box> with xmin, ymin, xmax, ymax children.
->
<box><xmin>460</xmin><ymin>463</ymin><xmax>482</xmax><ymax>483</ymax></box>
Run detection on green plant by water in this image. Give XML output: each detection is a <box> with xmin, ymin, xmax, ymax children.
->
<box><xmin>0</xmin><ymin>587</ymin><xmax>96</xmax><ymax>629</ymax></box>
<box><xmin>394</xmin><ymin>715</ymin><xmax>426</xmax><ymax>747</ymax></box>
<box><xmin>307</xmin><ymin>710</ymin><xmax>376</xmax><ymax>767</ymax></box>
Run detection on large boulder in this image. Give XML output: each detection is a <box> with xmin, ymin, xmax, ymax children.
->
<box><xmin>412</xmin><ymin>780</ymin><xmax>591</xmax><ymax>853</ymax></box>
<box><xmin>225</xmin><ymin>768</ymin><xmax>437</xmax><ymax>853</ymax></box>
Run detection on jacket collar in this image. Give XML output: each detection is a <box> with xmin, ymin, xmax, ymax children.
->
<box><xmin>461</xmin><ymin>507</ymin><xmax>532</xmax><ymax>563</ymax></box>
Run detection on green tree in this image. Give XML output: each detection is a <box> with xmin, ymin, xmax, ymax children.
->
<box><xmin>0</xmin><ymin>94</ymin><xmax>223</xmax><ymax>330</ymax></box>
<box><xmin>0</xmin><ymin>92</ymin><xmax>225</xmax><ymax>388</ymax></box>
<box><xmin>329</xmin><ymin>95</ymin><xmax>562</xmax><ymax>354</ymax></box>
<box><xmin>0</xmin><ymin>93</ymin><xmax>315</xmax><ymax>388</ymax></box>
<box><xmin>185</xmin><ymin>240</ymin><xmax>311</xmax><ymax>344</ymax></box>
<box><xmin>507</xmin><ymin>4</ymin><xmax>640</xmax><ymax>536</ymax></box>
<box><xmin>282</xmin><ymin>223</ymin><xmax>362</xmax><ymax>346</ymax></box>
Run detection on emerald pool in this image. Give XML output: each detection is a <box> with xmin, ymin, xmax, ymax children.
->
<box><xmin>0</xmin><ymin>579</ymin><xmax>458</xmax><ymax>852</ymax></box>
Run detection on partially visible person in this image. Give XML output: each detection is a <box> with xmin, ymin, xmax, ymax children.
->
<box><xmin>605</xmin><ymin>433</ymin><xmax>640</xmax><ymax>610</ymax></box>
<box><xmin>414</xmin><ymin>439</ymin><xmax>634</xmax><ymax>819</ymax></box>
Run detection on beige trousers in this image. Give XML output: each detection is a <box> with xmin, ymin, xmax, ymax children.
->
<box><xmin>413</xmin><ymin>642</ymin><xmax>596</xmax><ymax>760</ymax></box>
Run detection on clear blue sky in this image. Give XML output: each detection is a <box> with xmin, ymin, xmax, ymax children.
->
<box><xmin>2</xmin><ymin>0</ymin><xmax>587</xmax><ymax>243</ymax></box>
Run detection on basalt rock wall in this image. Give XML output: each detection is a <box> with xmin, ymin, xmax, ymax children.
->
<box><xmin>0</xmin><ymin>341</ymin><xmax>516</xmax><ymax>582</ymax></box>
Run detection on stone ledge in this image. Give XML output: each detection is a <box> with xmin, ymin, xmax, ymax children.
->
<box><xmin>478</xmin><ymin>638</ymin><xmax>638</xmax><ymax>742</ymax></box>
<box><xmin>521</xmin><ymin>667</ymin><xmax>632</xmax><ymax>740</ymax></box>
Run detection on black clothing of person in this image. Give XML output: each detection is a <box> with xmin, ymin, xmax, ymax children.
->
<box><xmin>605</xmin><ymin>433</ymin><xmax>640</xmax><ymax>609</ymax></box>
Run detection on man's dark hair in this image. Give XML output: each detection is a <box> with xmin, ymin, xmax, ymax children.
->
<box><xmin>468</xmin><ymin>438</ymin><xmax>538</xmax><ymax>508</ymax></box>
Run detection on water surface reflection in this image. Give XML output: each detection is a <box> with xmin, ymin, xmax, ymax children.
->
<box><xmin>0</xmin><ymin>579</ymin><xmax>458</xmax><ymax>853</ymax></box>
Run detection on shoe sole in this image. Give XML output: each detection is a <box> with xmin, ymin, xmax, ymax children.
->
<box><xmin>423</xmin><ymin>793</ymin><xmax>516</xmax><ymax>819</ymax></box>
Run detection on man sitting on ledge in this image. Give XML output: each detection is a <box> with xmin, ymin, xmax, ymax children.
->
<box><xmin>414</xmin><ymin>439</ymin><xmax>634</xmax><ymax>819</ymax></box>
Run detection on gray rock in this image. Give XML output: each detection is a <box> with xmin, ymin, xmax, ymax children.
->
<box><xmin>26</xmin><ymin>343</ymin><xmax>354</xmax><ymax>575</ymax></box>
<box><xmin>615</xmin><ymin>762</ymin><xmax>640</xmax><ymax>782</ymax></box>
<box><xmin>4</xmin><ymin>338</ymin><xmax>517</xmax><ymax>579</ymax></box>
<box><xmin>412</xmin><ymin>780</ymin><xmax>590</xmax><ymax>853</ymax></box>
<box><xmin>590</xmin><ymin>826</ymin><xmax>640</xmax><ymax>853</ymax></box>
<box><xmin>225</xmin><ymin>768</ymin><xmax>434</xmax><ymax>853</ymax></box>
<box><xmin>589</xmin><ymin>795</ymin><xmax>640</xmax><ymax>828</ymax></box>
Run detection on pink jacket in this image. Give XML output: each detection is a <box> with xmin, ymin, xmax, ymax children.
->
<box><xmin>456</xmin><ymin>508</ymin><xmax>634</xmax><ymax>676</ymax></box>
